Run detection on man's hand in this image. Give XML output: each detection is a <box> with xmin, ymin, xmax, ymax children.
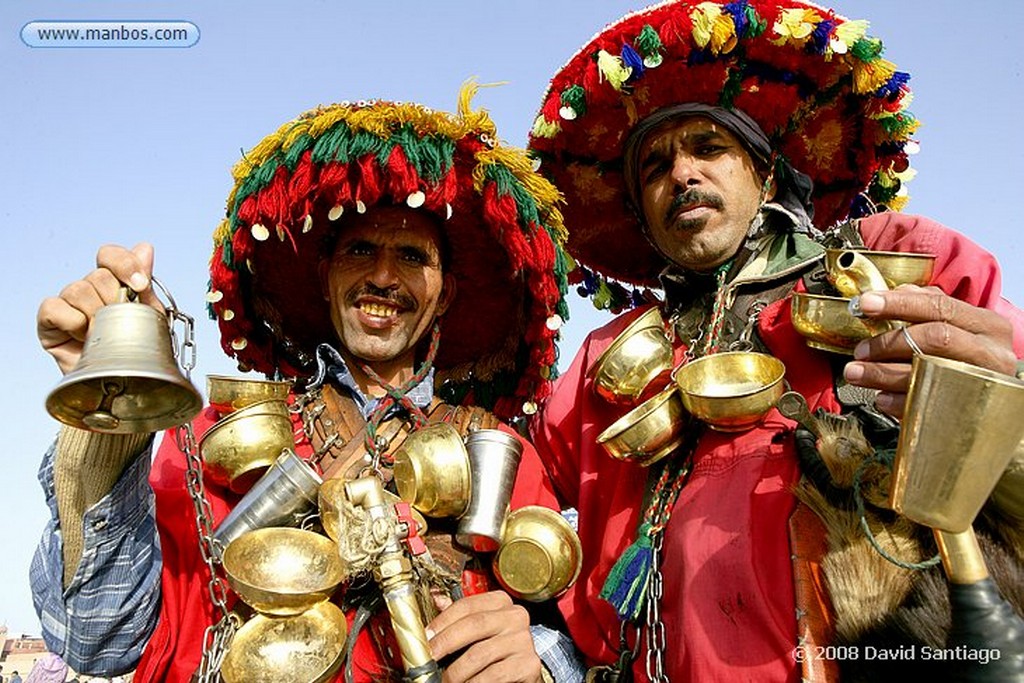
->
<box><xmin>843</xmin><ymin>285</ymin><xmax>1018</xmax><ymax>418</ymax></box>
<box><xmin>37</xmin><ymin>243</ymin><xmax>160</xmax><ymax>374</ymax></box>
<box><xmin>426</xmin><ymin>591</ymin><xmax>544</xmax><ymax>683</ymax></box>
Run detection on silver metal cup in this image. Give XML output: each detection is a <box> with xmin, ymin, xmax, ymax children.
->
<box><xmin>212</xmin><ymin>448</ymin><xmax>323</xmax><ymax>557</ymax></box>
<box><xmin>456</xmin><ymin>429</ymin><xmax>523</xmax><ymax>552</ymax></box>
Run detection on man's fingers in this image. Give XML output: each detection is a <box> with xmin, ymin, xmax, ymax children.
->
<box><xmin>853</xmin><ymin>322</ymin><xmax>1016</xmax><ymax>375</ymax></box>
<box><xmin>96</xmin><ymin>243</ymin><xmax>154</xmax><ymax>294</ymax></box>
<box><xmin>856</xmin><ymin>287</ymin><xmax>1014</xmax><ymax>343</ymax></box>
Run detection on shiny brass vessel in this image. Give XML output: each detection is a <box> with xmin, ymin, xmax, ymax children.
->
<box><xmin>207</xmin><ymin>374</ymin><xmax>292</xmax><ymax>414</ymax></box>
<box><xmin>790</xmin><ymin>292</ymin><xmax>892</xmax><ymax>354</ymax></box>
<box><xmin>222</xmin><ymin>527</ymin><xmax>346</xmax><ymax>616</ymax></box>
<box><xmin>587</xmin><ymin>306</ymin><xmax>673</xmax><ymax>404</ymax></box>
<box><xmin>199</xmin><ymin>399</ymin><xmax>295</xmax><ymax>493</ymax></box>
<box><xmin>673</xmin><ymin>352</ymin><xmax>785</xmax><ymax>432</ymax></box>
<box><xmin>392</xmin><ymin>422</ymin><xmax>472</xmax><ymax>518</ymax></box>
<box><xmin>319</xmin><ymin>478</ymin><xmax>427</xmax><ymax>542</ymax></box>
<box><xmin>597</xmin><ymin>386</ymin><xmax>688</xmax><ymax>466</ymax></box>
<box><xmin>493</xmin><ymin>506</ymin><xmax>582</xmax><ymax>602</ymax></box>
<box><xmin>825</xmin><ymin>248</ymin><xmax>935</xmax><ymax>290</ymax></box>
<box><xmin>890</xmin><ymin>354</ymin><xmax>1024</xmax><ymax>533</ymax></box>
<box><xmin>220</xmin><ymin>600</ymin><xmax>347</xmax><ymax>683</ymax></box>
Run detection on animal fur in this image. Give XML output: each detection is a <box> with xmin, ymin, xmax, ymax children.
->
<box><xmin>793</xmin><ymin>414</ymin><xmax>1024</xmax><ymax>681</ymax></box>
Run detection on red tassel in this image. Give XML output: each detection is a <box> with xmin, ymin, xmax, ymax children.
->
<box><xmin>354</xmin><ymin>155</ymin><xmax>383</xmax><ymax>207</ymax></box>
<box><xmin>384</xmin><ymin>146</ymin><xmax>421</xmax><ymax>200</ymax></box>
<box><xmin>482</xmin><ymin>184</ymin><xmax>530</xmax><ymax>272</ymax></box>
<box><xmin>318</xmin><ymin>162</ymin><xmax>352</xmax><ymax>207</ymax></box>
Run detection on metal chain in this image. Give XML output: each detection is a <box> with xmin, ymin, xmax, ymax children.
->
<box><xmin>643</xmin><ymin>532</ymin><xmax>669</xmax><ymax>683</ymax></box>
<box><xmin>162</xmin><ymin>279</ymin><xmax>236</xmax><ymax>683</ymax></box>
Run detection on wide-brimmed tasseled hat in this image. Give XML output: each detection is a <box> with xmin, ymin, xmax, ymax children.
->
<box><xmin>528</xmin><ymin>0</ymin><xmax>918</xmax><ymax>296</ymax></box>
<box><xmin>207</xmin><ymin>82</ymin><xmax>571</xmax><ymax>418</ymax></box>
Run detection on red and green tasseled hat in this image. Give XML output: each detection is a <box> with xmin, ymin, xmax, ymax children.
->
<box><xmin>528</xmin><ymin>0</ymin><xmax>918</xmax><ymax>300</ymax></box>
<box><xmin>207</xmin><ymin>82</ymin><xmax>571</xmax><ymax>419</ymax></box>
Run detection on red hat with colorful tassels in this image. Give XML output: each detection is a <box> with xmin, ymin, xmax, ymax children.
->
<box><xmin>207</xmin><ymin>81</ymin><xmax>571</xmax><ymax>419</ymax></box>
<box><xmin>528</xmin><ymin>0</ymin><xmax>918</xmax><ymax>308</ymax></box>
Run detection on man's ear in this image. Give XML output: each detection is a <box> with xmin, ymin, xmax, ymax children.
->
<box><xmin>437</xmin><ymin>273</ymin><xmax>457</xmax><ymax>317</ymax></box>
<box><xmin>761</xmin><ymin>169</ymin><xmax>778</xmax><ymax>203</ymax></box>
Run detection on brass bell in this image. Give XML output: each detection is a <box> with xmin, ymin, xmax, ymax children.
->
<box><xmin>45</xmin><ymin>282</ymin><xmax>202</xmax><ymax>434</ymax></box>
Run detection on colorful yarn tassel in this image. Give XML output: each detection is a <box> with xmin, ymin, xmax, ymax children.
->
<box><xmin>600</xmin><ymin>521</ymin><xmax>655</xmax><ymax>620</ymax></box>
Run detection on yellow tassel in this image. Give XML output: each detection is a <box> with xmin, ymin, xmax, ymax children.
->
<box><xmin>212</xmin><ymin>217</ymin><xmax>232</xmax><ymax>242</ymax></box>
<box><xmin>692</xmin><ymin>3</ymin><xmax>737</xmax><ymax>54</ymax></box>
<box><xmin>830</xmin><ymin>19</ymin><xmax>869</xmax><ymax>55</ymax></box>
<box><xmin>596</xmin><ymin>50</ymin><xmax>632</xmax><ymax>91</ymax></box>
<box><xmin>772</xmin><ymin>8</ymin><xmax>819</xmax><ymax>45</ymax></box>
<box><xmin>852</xmin><ymin>57</ymin><xmax>896</xmax><ymax>94</ymax></box>
<box><xmin>531</xmin><ymin>115</ymin><xmax>561</xmax><ymax>139</ymax></box>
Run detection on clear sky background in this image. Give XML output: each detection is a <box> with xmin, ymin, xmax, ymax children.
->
<box><xmin>1</xmin><ymin>1</ymin><xmax>1022</xmax><ymax>638</ymax></box>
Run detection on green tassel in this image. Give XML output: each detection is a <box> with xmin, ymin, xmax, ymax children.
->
<box><xmin>600</xmin><ymin>521</ymin><xmax>655</xmax><ymax>620</ymax></box>
<box><xmin>635</xmin><ymin>25</ymin><xmax>663</xmax><ymax>60</ymax></box>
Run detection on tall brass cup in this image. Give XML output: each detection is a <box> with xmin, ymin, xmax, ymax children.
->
<box><xmin>392</xmin><ymin>422</ymin><xmax>471</xmax><ymax>518</ymax></box>
<box><xmin>46</xmin><ymin>291</ymin><xmax>202</xmax><ymax>433</ymax></box>
<box><xmin>889</xmin><ymin>354</ymin><xmax>1024</xmax><ymax>533</ymax></box>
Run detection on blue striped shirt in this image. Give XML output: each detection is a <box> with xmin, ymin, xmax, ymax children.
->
<box><xmin>30</xmin><ymin>438</ymin><xmax>161</xmax><ymax>676</ymax></box>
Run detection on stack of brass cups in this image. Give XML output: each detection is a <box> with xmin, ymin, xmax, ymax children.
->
<box><xmin>201</xmin><ymin>376</ymin><xmax>348</xmax><ymax>683</ymax></box>
<box><xmin>386</xmin><ymin>422</ymin><xmax>584</xmax><ymax>604</ymax></box>
<box><xmin>594</xmin><ymin>304</ymin><xmax>790</xmax><ymax>466</ymax></box>
<box><xmin>791</xmin><ymin>249</ymin><xmax>936</xmax><ymax>354</ymax></box>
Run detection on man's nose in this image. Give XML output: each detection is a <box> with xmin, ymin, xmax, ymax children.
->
<box><xmin>670</xmin><ymin>152</ymin><xmax>701</xmax><ymax>187</ymax></box>
<box><xmin>366</xmin><ymin>253</ymin><xmax>400</xmax><ymax>289</ymax></box>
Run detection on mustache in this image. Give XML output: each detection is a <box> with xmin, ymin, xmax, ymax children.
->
<box><xmin>666</xmin><ymin>189</ymin><xmax>724</xmax><ymax>222</ymax></box>
<box><xmin>345</xmin><ymin>283</ymin><xmax>416</xmax><ymax>310</ymax></box>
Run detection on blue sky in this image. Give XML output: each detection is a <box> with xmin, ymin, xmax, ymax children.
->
<box><xmin>2</xmin><ymin>1</ymin><xmax>1022</xmax><ymax>637</ymax></box>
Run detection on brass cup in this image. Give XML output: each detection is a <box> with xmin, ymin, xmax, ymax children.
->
<box><xmin>890</xmin><ymin>354</ymin><xmax>1024</xmax><ymax>533</ymax></box>
<box><xmin>673</xmin><ymin>352</ymin><xmax>785</xmax><ymax>432</ymax></box>
<box><xmin>825</xmin><ymin>249</ymin><xmax>935</xmax><ymax>290</ymax></box>
<box><xmin>222</xmin><ymin>527</ymin><xmax>347</xmax><ymax>616</ymax></box>
<box><xmin>587</xmin><ymin>307</ymin><xmax>673</xmax><ymax>404</ymax></box>
<box><xmin>597</xmin><ymin>386</ymin><xmax>688</xmax><ymax>466</ymax></box>
<box><xmin>493</xmin><ymin>506</ymin><xmax>582</xmax><ymax>602</ymax></box>
<box><xmin>207</xmin><ymin>374</ymin><xmax>291</xmax><ymax>414</ymax></box>
<box><xmin>791</xmin><ymin>292</ymin><xmax>892</xmax><ymax>354</ymax></box>
<box><xmin>220</xmin><ymin>600</ymin><xmax>347</xmax><ymax>683</ymax></box>
<box><xmin>199</xmin><ymin>399</ymin><xmax>295</xmax><ymax>493</ymax></box>
<box><xmin>392</xmin><ymin>422</ymin><xmax>471</xmax><ymax>518</ymax></box>
<box><xmin>318</xmin><ymin>478</ymin><xmax>427</xmax><ymax>542</ymax></box>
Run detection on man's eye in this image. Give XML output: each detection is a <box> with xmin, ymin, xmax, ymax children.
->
<box><xmin>400</xmin><ymin>250</ymin><xmax>428</xmax><ymax>265</ymax></box>
<box><xmin>696</xmin><ymin>144</ymin><xmax>725</xmax><ymax>156</ymax></box>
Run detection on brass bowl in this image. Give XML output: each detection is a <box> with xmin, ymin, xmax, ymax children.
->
<box><xmin>392</xmin><ymin>422</ymin><xmax>471</xmax><ymax>518</ymax></box>
<box><xmin>493</xmin><ymin>506</ymin><xmax>582</xmax><ymax>602</ymax></box>
<box><xmin>199</xmin><ymin>399</ymin><xmax>295</xmax><ymax>493</ymax></box>
<box><xmin>318</xmin><ymin>478</ymin><xmax>427</xmax><ymax>542</ymax></box>
<box><xmin>221</xmin><ymin>600</ymin><xmax>347</xmax><ymax>683</ymax></box>
<box><xmin>791</xmin><ymin>292</ymin><xmax>892</xmax><ymax>355</ymax></box>
<box><xmin>587</xmin><ymin>306</ymin><xmax>673</xmax><ymax>404</ymax></box>
<box><xmin>673</xmin><ymin>352</ymin><xmax>785</xmax><ymax>432</ymax></box>
<box><xmin>597</xmin><ymin>386</ymin><xmax>688</xmax><ymax>466</ymax></box>
<box><xmin>222</xmin><ymin>527</ymin><xmax>346</xmax><ymax>616</ymax></box>
<box><xmin>207</xmin><ymin>374</ymin><xmax>292</xmax><ymax>414</ymax></box>
<box><xmin>825</xmin><ymin>249</ymin><xmax>935</xmax><ymax>290</ymax></box>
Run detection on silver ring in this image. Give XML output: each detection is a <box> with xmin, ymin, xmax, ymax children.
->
<box><xmin>901</xmin><ymin>325</ymin><xmax>924</xmax><ymax>356</ymax></box>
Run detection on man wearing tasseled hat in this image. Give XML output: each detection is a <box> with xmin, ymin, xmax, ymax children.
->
<box><xmin>526</xmin><ymin>1</ymin><xmax>1024</xmax><ymax>681</ymax></box>
<box><xmin>30</xmin><ymin>85</ymin><xmax>583</xmax><ymax>683</ymax></box>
